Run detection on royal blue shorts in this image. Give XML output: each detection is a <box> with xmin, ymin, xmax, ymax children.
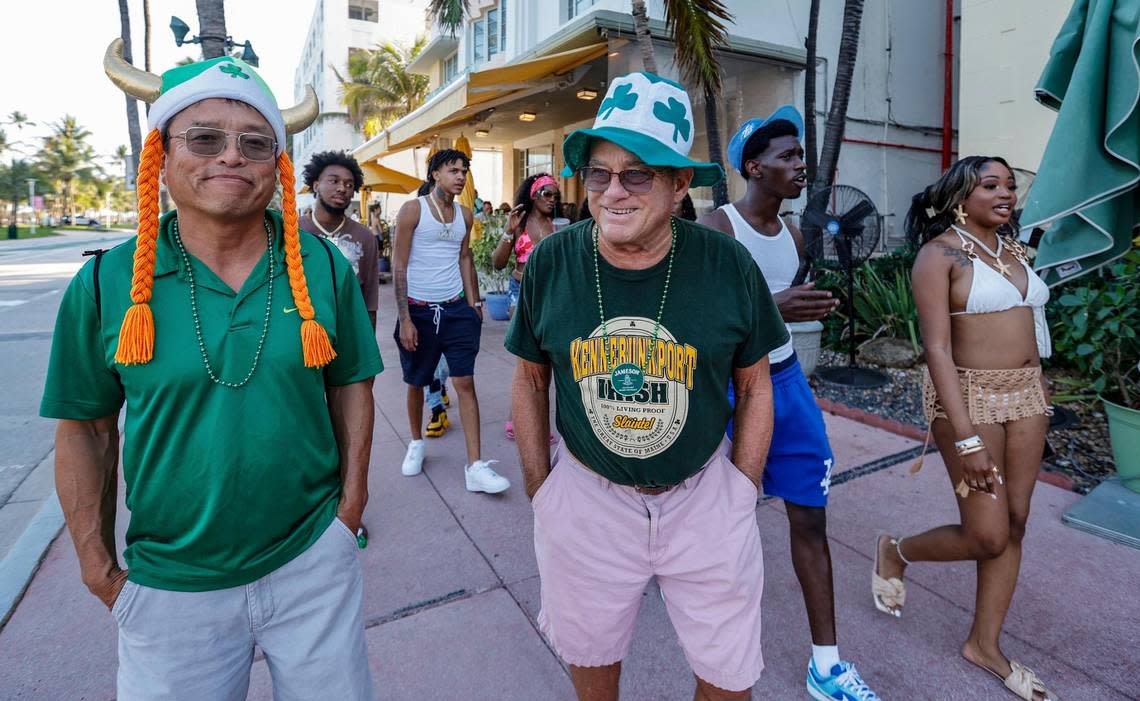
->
<box><xmin>727</xmin><ymin>354</ymin><xmax>835</xmax><ymax>508</ymax></box>
<box><xmin>394</xmin><ymin>298</ymin><xmax>481</xmax><ymax>386</ymax></box>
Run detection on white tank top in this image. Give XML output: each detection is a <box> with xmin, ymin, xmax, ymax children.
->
<box><xmin>721</xmin><ymin>203</ymin><xmax>796</xmax><ymax>363</ymax></box>
<box><xmin>407</xmin><ymin>196</ymin><xmax>465</xmax><ymax>302</ymax></box>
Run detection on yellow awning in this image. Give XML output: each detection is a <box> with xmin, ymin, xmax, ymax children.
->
<box><xmin>376</xmin><ymin>42</ymin><xmax>609</xmax><ymax>155</ymax></box>
<box><xmin>361</xmin><ymin>162</ymin><xmax>422</xmax><ymax>194</ymax></box>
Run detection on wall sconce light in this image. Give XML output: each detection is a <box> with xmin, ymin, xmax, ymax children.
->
<box><xmin>518</xmin><ymin>112</ymin><xmax>537</xmax><ymax>122</ymax></box>
<box><xmin>576</xmin><ymin>88</ymin><xmax>598</xmax><ymax>101</ymax></box>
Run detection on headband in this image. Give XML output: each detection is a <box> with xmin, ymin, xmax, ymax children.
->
<box><xmin>530</xmin><ymin>175</ymin><xmax>557</xmax><ymax>198</ymax></box>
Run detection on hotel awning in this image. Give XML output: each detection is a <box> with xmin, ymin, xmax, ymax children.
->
<box><xmin>361</xmin><ymin>162</ymin><xmax>422</xmax><ymax>194</ymax></box>
<box><xmin>353</xmin><ymin>42</ymin><xmax>610</xmax><ymax>162</ymax></box>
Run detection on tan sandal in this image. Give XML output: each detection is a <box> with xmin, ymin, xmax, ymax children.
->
<box><xmin>985</xmin><ymin>660</ymin><xmax>1060</xmax><ymax>701</ymax></box>
<box><xmin>871</xmin><ymin>535</ymin><xmax>906</xmax><ymax>618</ymax></box>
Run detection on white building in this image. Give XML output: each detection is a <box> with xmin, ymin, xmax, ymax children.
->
<box><xmin>292</xmin><ymin>0</ymin><xmax>427</xmax><ymax>212</ymax></box>
<box><xmin>352</xmin><ymin>1</ymin><xmax>962</xmax><ymax>249</ymax></box>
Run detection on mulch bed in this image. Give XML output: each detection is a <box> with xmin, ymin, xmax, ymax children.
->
<box><xmin>808</xmin><ymin>350</ymin><xmax>1116</xmax><ymax>494</ymax></box>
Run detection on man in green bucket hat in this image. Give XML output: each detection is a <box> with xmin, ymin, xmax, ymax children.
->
<box><xmin>506</xmin><ymin>71</ymin><xmax>789</xmax><ymax>699</ymax></box>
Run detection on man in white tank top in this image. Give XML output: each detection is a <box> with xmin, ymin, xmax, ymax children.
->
<box><xmin>391</xmin><ymin>149</ymin><xmax>509</xmax><ymax>494</ymax></box>
<box><xmin>700</xmin><ymin>108</ymin><xmax>881</xmax><ymax>701</ymax></box>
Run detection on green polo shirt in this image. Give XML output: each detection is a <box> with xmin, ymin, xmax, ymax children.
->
<box><xmin>40</xmin><ymin>210</ymin><xmax>383</xmax><ymax>592</ymax></box>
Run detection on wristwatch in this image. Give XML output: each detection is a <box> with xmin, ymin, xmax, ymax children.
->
<box><xmin>474</xmin><ymin>301</ymin><xmax>484</xmax><ymax>308</ymax></box>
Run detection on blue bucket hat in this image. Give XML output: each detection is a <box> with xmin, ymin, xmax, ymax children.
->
<box><xmin>727</xmin><ymin>105</ymin><xmax>805</xmax><ymax>176</ymax></box>
<box><xmin>560</xmin><ymin>71</ymin><xmax>725</xmax><ymax>187</ymax></box>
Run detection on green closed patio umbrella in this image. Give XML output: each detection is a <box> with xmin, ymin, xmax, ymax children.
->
<box><xmin>1021</xmin><ymin>0</ymin><xmax>1140</xmax><ymax>285</ymax></box>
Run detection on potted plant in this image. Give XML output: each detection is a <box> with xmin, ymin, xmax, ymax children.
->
<box><xmin>470</xmin><ymin>212</ymin><xmax>513</xmax><ymax>320</ymax></box>
<box><xmin>1056</xmin><ymin>246</ymin><xmax>1140</xmax><ymax>493</ymax></box>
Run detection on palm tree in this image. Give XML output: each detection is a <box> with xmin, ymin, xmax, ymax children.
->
<box><xmin>0</xmin><ymin>160</ymin><xmax>37</xmax><ymax>226</ymax></box>
<box><xmin>632</xmin><ymin>0</ymin><xmax>734</xmax><ymax>207</ymax></box>
<box><xmin>428</xmin><ymin>0</ymin><xmax>467</xmax><ymax>35</ymax></box>
<box><xmin>334</xmin><ymin>38</ymin><xmax>430</xmax><ymax>138</ymax></box>
<box><xmin>813</xmin><ymin>0</ymin><xmax>866</xmax><ymax>191</ymax></box>
<box><xmin>38</xmin><ymin>116</ymin><xmax>97</xmax><ymax>220</ymax></box>
<box><xmin>803</xmin><ymin>0</ymin><xmax>821</xmax><ymax>193</ymax></box>
<box><xmin>116</xmin><ymin>0</ymin><xmax>143</xmax><ymax>182</ymax></box>
<box><xmin>195</xmin><ymin>0</ymin><xmax>228</xmax><ymax>59</ymax></box>
<box><xmin>0</xmin><ymin>130</ymin><xmax>8</xmax><ymax>159</ymax></box>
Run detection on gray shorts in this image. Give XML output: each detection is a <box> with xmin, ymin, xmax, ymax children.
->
<box><xmin>112</xmin><ymin>517</ymin><xmax>372</xmax><ymax>701</ymax></box>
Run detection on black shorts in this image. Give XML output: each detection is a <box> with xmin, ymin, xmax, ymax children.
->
<box><xmin>394</xmin><ymin>298</ymin><xmax>481</xmax><ymax>386</ymax></box>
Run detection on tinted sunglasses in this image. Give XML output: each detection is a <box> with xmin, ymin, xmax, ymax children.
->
<box><xmin>578</xmin><ymin>166</ymin><xmax>657</xmax><ymax>194</ymax></box>
<box><xmin>170</xmin><ymin>126</ymin><xmax>277</xmax><ymax>161</ymax></box>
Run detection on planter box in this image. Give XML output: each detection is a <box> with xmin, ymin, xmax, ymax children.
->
<box><xmin>789</xmin><ymin>321</ymin><xmax>823</xmax><ymax>376</ymax></box>
<box><xmin>1103</xmin><ymin>395</ymin><xmax>1140</xmax><ymax>495</ymax></box>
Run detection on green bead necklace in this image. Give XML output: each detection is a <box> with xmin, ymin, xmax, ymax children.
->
<box><xmin>172</xmin><ymin>216</ymin><xmax>275</xmax><ymax>388</ymax></box>
<box><xmin>592</xmin><ymin>217</ymin><xmax>677</xmax><ymax>397</ymax></box>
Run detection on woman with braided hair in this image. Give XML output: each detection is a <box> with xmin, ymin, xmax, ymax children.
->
<box><xmin>40</xmin><ymin>44</ymin><xmax>382</xmax><ymax>699</ymax></box>
<box><xmin>873</xmin><ymin>157</ymin><xmax>1057</xmax><ymax>701</ymax></box>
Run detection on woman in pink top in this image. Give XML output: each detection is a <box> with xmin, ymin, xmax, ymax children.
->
<box><xmin>493</xmin><ymin>172</ymin><xmax>561</xmax><ymax>439</ymax></box>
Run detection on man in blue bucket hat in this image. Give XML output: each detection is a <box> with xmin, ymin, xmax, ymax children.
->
<box><xmin>701</xmin><ymin>106</ymin><xmax>881</xmax><ymax>701</ymax></box>
<box><xmin>507</xmin><ymin>71</ymin><xmax>790</xmax><ymax>699</ymax></box>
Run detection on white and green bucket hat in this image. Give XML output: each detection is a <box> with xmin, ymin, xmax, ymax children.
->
<box><xmin>561</xmin><ymin>71</ymin><xmax>724</xmax><ymax>187</ymax></box>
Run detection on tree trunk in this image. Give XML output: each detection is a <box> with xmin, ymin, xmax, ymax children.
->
<box><xmin>814</xmin><ymin>0</ymin><xmax>865</xmax><ymax>191</ymax></box>
<box><xmin>631</xmin><ymin>0</ymin><xmax>658</xmax><ymax>73</ymax></box>
<box><xmin>703</xmin><ymin>84</ymin><xmax>728</xmax><ymax>208</ymax></box>
<box><xmin>195</xmin><ymin>0</ymin><xmax>228</xmax><ymax>59</ymax></box>
<box><xmin>804</xmin><ymin>0</ymin><xmax>820</xmax><ymax>195</ymax></box>
<box><xmin>117</xmin><ymin>0</ymin><xmax>143</xmax><ymax>187</ymax></box>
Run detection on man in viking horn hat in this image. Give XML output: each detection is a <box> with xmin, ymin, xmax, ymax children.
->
<box><xmin>39</xmin><ymin>41</ymin><xmax>381</xmax><ymax>700</ymax></box>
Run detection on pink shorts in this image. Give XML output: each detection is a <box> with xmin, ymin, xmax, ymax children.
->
<box><xmin>531</xmin><ymin>439</ymin><xmax>765</xmax><ymax>692</ymax></box>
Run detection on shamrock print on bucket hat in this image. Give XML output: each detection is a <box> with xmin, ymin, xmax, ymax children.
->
<box><xmin>561</xmin><ymin>71</ymin><xmax>724</xmax><ymax>187</ymax></box>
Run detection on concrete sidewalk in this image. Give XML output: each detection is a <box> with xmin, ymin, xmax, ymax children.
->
<box><xmin>0</xmin><ymin>291</ymin><xmax>1136</xmax><ymax>700</ymax></box>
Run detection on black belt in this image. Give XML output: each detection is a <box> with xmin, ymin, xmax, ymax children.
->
<box><xmin>408</xmin><ymin>293</ymin><xmax>464</xmax><ymax>306</ymax></box>
<box><xmin>633</xmin><ymin>484</ymin><xmax>672</xmax><ymax>495</ymax></box>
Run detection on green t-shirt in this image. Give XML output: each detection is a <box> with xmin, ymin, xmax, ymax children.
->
<box><xmin>504</xmin><ymin>217</ymin><xmax>788</xmax><ymax>486</ymax></box>
<box><xmin>40</xmin><ymin>210</ymin><xmax>383</xmax><ymax>592</ymax></box>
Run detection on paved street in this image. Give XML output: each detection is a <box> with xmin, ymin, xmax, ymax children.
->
<box><xmin>0</xmin><ymin>231</ymin><xmax>132</xmax><ymax>563</ymax></box>
<box><xmin>0</xmin><ymin>247</ymin><xmax>1137</xmax><ymax>700</ymax></box>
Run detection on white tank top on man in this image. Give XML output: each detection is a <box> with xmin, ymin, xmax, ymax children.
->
<box><xmin>407</xmin><ymin>196</ymin><xmax>465</xmax><ymax>302</ymax></box>
<box><xmin>720</xmin><ymin>203</ymin><xmax>796</xmax><ymax>363</ymax></box>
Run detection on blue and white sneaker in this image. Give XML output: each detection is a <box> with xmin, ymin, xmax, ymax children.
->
<box><xmin>807</xmin><ymin>659</ymin><xmax>880</xmax><ymax>701</ymax></box>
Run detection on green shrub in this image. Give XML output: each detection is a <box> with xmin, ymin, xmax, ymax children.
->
<box><xmin>813</xmin><ymin>247</ymin><xmax>920</xmax><ymax>353</ymax></box>
<box><xmin>1049</xmin><ymin>247</ymin><xmax>1140</xmax><ymax>407</ymax></box>
<box><xmin>469</xmin><ymin>212</ymin><xmax>513</xmax><ymax>293</ymax></box>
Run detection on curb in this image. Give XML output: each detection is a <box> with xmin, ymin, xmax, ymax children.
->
<box><xmin>0</xmin><ymin>489</ymin><xmax>64</xmax><ymax>629</ymax></box>
<box><xmin>815</xmin><ymin>397</ymin><xmax>1077</xmax><ymax>491</ymax></box>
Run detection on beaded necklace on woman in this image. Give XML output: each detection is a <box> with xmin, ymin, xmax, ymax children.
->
<box><xmin>592</xmin><ymin>217</ymin><xmax>677</xmax><ymax>397</ymax></box>
<box><xmin>172</xmin><ymin>216</ymin><xmax>275</xmax><ymax>388</ymax></box>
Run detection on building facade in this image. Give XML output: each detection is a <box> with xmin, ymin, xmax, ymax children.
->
<box><xmin>354</xmin><ymin>0</ymin><xmax>963</xmax><ymax>249</ymax></box>
<box><xmin>292</xmin><ymin>0</ymin><xmax>427</xmax><ymax>211</ymax></box>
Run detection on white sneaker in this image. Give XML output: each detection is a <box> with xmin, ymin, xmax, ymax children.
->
<box><xmin>464</xmin><ymin>459</ymin><xmax>510</xmax><ymax>494</ymax></box>
<box><xmin>402</xmin><ymin>440</ymin><xmax>425</xmax><ymax>476</ymax></box>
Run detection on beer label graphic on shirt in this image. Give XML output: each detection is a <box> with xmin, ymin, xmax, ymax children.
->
<box><xmin>570</xmin><ymin>316</ymin><xmax>697</xmax><ymax>459</ymax></box>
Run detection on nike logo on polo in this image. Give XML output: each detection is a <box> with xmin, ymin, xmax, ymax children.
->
<box><xmin>283</xmin><ymin>306</ymin><xmax>298</xmax><ymax>314</ymax></box>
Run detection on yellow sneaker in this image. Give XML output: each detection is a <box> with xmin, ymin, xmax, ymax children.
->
<box><xmin>426</xmin><ymin>408</ymin><xmax>449</xmax><ymax>437</ymax></box>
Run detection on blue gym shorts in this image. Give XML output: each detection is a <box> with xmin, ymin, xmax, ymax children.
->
<box><xmin>727</xmin><ymin>353</ymin><xmax>835</xmax><ymax>508</ymax></box>
<box><xmin>394</xmin><ymin>297</ymin><xmax>481</xmax><ymax>386</ymax></box>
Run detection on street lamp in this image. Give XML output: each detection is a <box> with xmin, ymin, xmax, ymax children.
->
<box><xmin>169</xmin><ymin>15</ymin><xmax>260</xmax><ymax>67</ymax></box>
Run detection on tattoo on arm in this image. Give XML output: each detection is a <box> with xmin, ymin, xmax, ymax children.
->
<box><xmin>936</xmin><ymin>243</ymin><xmax>973</xmax><ymax>268</ymax></box>
<box><xmin>394</xmin><ymin>272</ymin><xmax>410</xmax><ymax>321</ymax></box>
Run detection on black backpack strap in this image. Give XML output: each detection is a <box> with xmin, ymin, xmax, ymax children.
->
<box><xmin>314</xmin><ymin>235</ymin><xmax>339</xmax><ymax>308</ymax></box>
<box><xmin>82</xmin><ymin>249</ymin><xmax>108</xmax><ymax>321</ymax></box>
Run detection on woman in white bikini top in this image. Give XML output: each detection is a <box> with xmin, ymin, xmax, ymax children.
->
<box><xmin>873</xmin><ymin>157</ymin><xmax>1060</xmax><ymax>701</ymax></box>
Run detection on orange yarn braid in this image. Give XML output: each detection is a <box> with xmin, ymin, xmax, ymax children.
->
<box><xmin>278</xmin><ymin>151</ymin><xmax>337</xmax><ymax>368</ymax></box>
<box><xmin>115</xmin><ymin>129</ymin><xmax>164</xmax><ymax>365</ymax></box>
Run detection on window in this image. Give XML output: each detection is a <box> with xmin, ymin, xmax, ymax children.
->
<box><xmin>488</xmin><ymin>9</ymin><xmax>499</xmax><ymax>57</ymax></box>
<box><xmin>348</xmin><ymin>1</ymin><xmax>378</xmax><ymax>22</ymax></box>
<box><xmin>473</xmin><ymin>20</ymin><xmax>485</xmax><ymax>64</ymax></box>
<box><xmin>443</xmin><ymin>52</ymin><xmax>459</xmax><ymax>82</ymax></box>
<box><xmin>567</xmin><ymin>0</ymin><xmax>597</xmax><ymax>19</ymax></box>
<box><xmin>525</xmin><ymin>145</ymin><xmax>554</xmax><ymax>178</ymax></box>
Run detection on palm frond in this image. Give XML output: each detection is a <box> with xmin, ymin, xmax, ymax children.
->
<box><xmin>334</xmin><ymin>39</ymin><xmax>430</xmax><ymax>129</ymax></box>
<box><xmin>663</xmin><ymin>0</ymin><xmax>733</xmax><ymax>92</ymax></box>
<box><xmin>427</xmin><ymin>0</ymin><xmax>468</xmax><ymax>37</ymax></box>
